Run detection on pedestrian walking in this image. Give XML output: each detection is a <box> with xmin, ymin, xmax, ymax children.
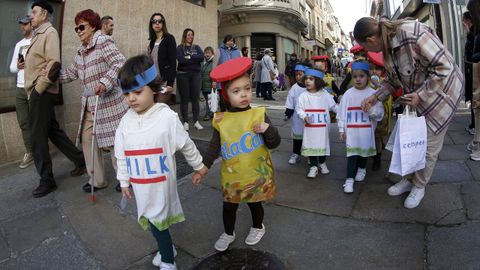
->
<box><xmin>202</xmin><ymin>57</ymin><xmax>280</xmax><ymax>252</ymax></box>
<box><xmin>25</xmin><ymin>0</ymin><xmax>86</xmax><ymax>198</ymax></box>
<box><xmin>176</xmin><ymin>28</ymin><xmax>204</xmax><ymax>131</ymax></box>
<box><xmin>116</xmin><ymin>55</ymin><xmax>208</xmax><ymax>270</ymax></box>
<box><xmin>260</xmin><ymin>49</ymin><xmax>276</xmax><ymax>100</ymax></box>
<box><xmin>252</xmin><ymin>52</ymin><xmax>263</xmax><ymax>97</ymax></box>
<box><xmin>284</xmin><ymin>64</ymin><xmax>307</xmax><ymax>165</ymax></box>
<box><xmin>9</xmin><ymin>15</ymin><xmax>34</xmax><ymax>169</ymax></box>
<box><xmin>58</xmin><ymin>9</ymin><xmax>128</xmax><ymax>193</ymax></box>
<box><xmin>296</xmin><ymin>68</ymin><xmax>336</xmax><ymax>179</ymax></box>
<box><xmin>147</xmin><ymin>13</ymin><xmax>177</xmax><ymax>105</ymax></box>
<box><xmin>356</xmin><ymin>17</ymin><xmax>464</xmax><ymax>208</ymax></box>
<box><xmin>337</xmin><ymin>61</ymin><xmax>384</xmax><ymax>194</ymax></box>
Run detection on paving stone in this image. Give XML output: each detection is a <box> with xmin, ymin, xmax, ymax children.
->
<box><xmin>430</xmin><ymin>161</ymin><xmax>473</xmax><ymax>183</ymax></box>
<box><xmin>461</xmin><ymin>182</ymin><xmax>480</xmax><ymax>220</ymax></box>
<box><xmin>438</xmin><ymin>144</ymin><xmax>470</xmax><ymax>161</ymax></box>
<box><xmin>3</xmin><ymin>207</ymin><xmax>67</xmax><ymax>253</ymax></box>
<box><xmin>0</xmin><ymin>233</ymin><xmax>103</xmax><ymax>270</ymax></box>
<box><xmin>352</xmin><ymin>184</ymin><xmax>466</xmax><ymax>225</ymax></box>
<box><xmin>447</xmin><ymin>130</ymin><xmax>473</xmax><ymax>145</ymax></box>
<box><xmin>0</xmin><ymin>233</ymin><xmax>10</xmax><ymax>262</ymax></box>
<box><xmin>125</xmin><ymin>247</ymin><xmax>198</xmax><ymax>270</ymax></box>
<box><xmin>465</xmin><ymin>159</ymin><xmax>480</xmax><ymax>181</ymax></box>
<box><xmin>276</xmin><ymin>126</ymin><xmax>292</xmax><ymax>140</ymax></box>
<box><xmin>428</xmin><ymin>222</ymin><xmax>480</xmax><ymax>270</ymax></box>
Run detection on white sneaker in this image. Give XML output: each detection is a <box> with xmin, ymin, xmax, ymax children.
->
<box><xmin>465</xmin><ymin>126</ymin><xmax>476</xmax><ymax>135</ymax></box>
<box><xmin>470</xmin><ymin>149</ymin><xmax>480</xmax><ymax>161</ymax></box>
<box><xmin>19</xmin><ymin>152</ymin><xmax>34</xmax><ymax>169</ymax></box>
<box><xmin>152</xmin><ymin>245</ymin><xmax>178</xmax><ymax>267</ymax></box>
<box><xmin>468</xmin><ymin>140</ymin><xmax>480</xmax><ymax>153</ymax></box>
<box><xmin>288</xmin><ymin>154</ymin><xmax>300</xmax><ymax>165</ymax></box>
<box><xmin>159</xmin><ymin>262</ymin><xmax>177</xmax><ymax>270</ymax></box>
<box><xmin>307</xmin><ymin>166</ymin><xmax>318</xmax><ymax>178</ymax></box>
<box><xmin>318</xmin><ymin>163</ymin><xmax>330</xmax><ymax>174</ymax></box>
<box><xmin>404</xmin><ymin>186</ymin><xmax>425</xmax><ymax>209</ymax></box>
<box><xmin>214</xmin><ymin>232</ymin><xmax>235</xmax><ymax>252</ymax></box>
<box><xmin>387</xmin><ymin>178</ymin><xmax>412</xmax><ymax>196</ymax></box>
<box><xmin>245</xmin><ymin>224</ymin><xmax>266</xmax><ymax>245</ymax></box>
<box><xmin>355</xmin><ymin>168</ymin><xmax>366</xmax><ymax>182</ymax></box>
<box><xmin>343</xmin><ymin>178</ymin><xmax>354</xmax><ymax>193</ymax></box>
<box><xmin>194</xmin><ymin>121</ymin><xmax>204</xmax><ymax>130</ymax></box>
<box><xmin>183</xmin><ymin>122</ymin><xmax>189</xmax><ymax>131</ymax></box>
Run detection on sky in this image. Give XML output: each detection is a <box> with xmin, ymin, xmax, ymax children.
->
<box><xmin>330</xmin><ymin>0</ymin><xmax>370</xmax><ymax>35</ymax></box>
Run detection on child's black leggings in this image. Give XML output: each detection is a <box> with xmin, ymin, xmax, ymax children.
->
<box><xmin>293</xmin><ymin>139</ymin><xmax>302</xmax><ymax>155</ymax></box>
<box><xmin>347</xmin><ymin>155</ymin><xmax>367</xmax><ymax>178</ymax></box>
<box><xmin>223</xmin><ymin>201</ymin><xmax>264</xmax><ymax>235</ymax></box>
<box><xmin>309</xmin><ymin>156</ymin><xmax>326</xmax><ymax>166</ymax></box>
<box><xmin>149</xmin><ymin>221</ymin><xmax>174</xmax><ymax>264</ymax></box>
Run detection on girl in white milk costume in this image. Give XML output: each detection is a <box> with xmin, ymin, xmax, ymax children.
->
<box><xmin>337</xmin><ymin>61</ymin><xmax>384</xmax><ymax>194</ymax></box>
<box><xmin>115</xmin><ymin>55</ymin><xmax>207</xmax><ymax>270</ymax></box>
<box><xmin>296</xmin><ymin>68</ymin><xmax>337</xmax><ymax>179</ymax></box>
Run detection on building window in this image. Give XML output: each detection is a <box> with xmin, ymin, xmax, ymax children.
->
<box><xmin>184</xmin><ymin>0</ymin><xmax>205</xmax><ymax>7</ymax></box>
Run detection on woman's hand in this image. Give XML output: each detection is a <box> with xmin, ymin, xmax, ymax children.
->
<box><xmin>121</xmin><ymin>187</ymin><xmax>132</xmax><ymax>199</ymax></box>
<box><xmin>361</xmin><ymin>95</ymin><xmax>379</xmax><ymax>112</ymax></box>
<box><xmin>399</xmin><ymin>93</ymin><xmax>420</xmax><ymax>108</ymax></box>
<box><xmin>339</xmin><ymin>132</ymin><xmax>345</xmax><ymax>141</ymax></box>
<box><xmin>95</xmin><ymin>83</ymin><xmax>106</xmax><ymax>95</ymax></box>
<box><xmin>253</xmin><ymin>122</ymin><xmax>270</xmax><ymax>133</ymax></box>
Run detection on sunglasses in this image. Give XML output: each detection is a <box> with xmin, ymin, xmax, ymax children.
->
<box><xmin>151</xmin><ymin>19</ymin><xmax>163</xmax><ymax>24</ymax></box>
<box><xmin>74</xmin><ymin>24</ymin><xmax>88</xmax><ymax>33</ymax></box>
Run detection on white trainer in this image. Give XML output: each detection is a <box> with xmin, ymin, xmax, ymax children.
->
<box><xmin>214</xmin><ymin>232</ymin><xmax>235</xmax><ymax>252</ymax></box>
<box><xmin>245</xmin><ymin>224</ymin><xmax>266</xmax><ymax>245</ymax></box>
<box><xmin>183</xmin><ymin>122</ymin><xmax>189</xmax><ymax>131</ymax></box>
<box><xmin>343</xmin><ymin>178</ymin><xmax>354</xmax><ymax>194</ymax></box>
<box><xmin>307</xmin><ymin>166</ymin><xmax>319</xmax><ymax>178</ymax></box>
<box><xmin>355</xmin><ymin>168</ymin><xmax>366</xmax><ymax>182</ymax></box>
<box><xmin>152</xmin><ymin>245</ymin><xmax>178</xmax><ymax>267</ymax></box>
<box><xmin>467</xmin><ymin>140</ymin><xmax>480</xmax><ymax>152</ymax></box>
<box><xmin>288</xmin><ymin>154</ymin><xmax>300</xmax><ymax>165</ymax></box>
<box><xmin>194</xmin><ymin>121</ymin><xmax>204</xmax><ymax>130</ymax></box>
<box><xmin>387</xmin><ymin>178</ymin><xmax>412</xmax><ymax>196</ymax></box>
<box><xmin>318</xmin><ymin>163</ymin><xmax>330</xmax><ymax>174</ymax></box>
<box><xmin>159</xmin><ymin>262</ymin><xmax>177</xmax><ymax>270</ymax></box>
<box><xmin>19</xmin><ymin>152</ymin><xmax>34</xmax><ymax>169</ymax></box>
<box><xmin>404</xmin><ymin>186</ymin><xmax>425</xmax><ymax>209</ymax></box>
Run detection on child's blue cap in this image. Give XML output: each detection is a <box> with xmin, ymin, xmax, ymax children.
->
<box><xmin>118</xmin><ymin>65</ymin><xmax>158</xmax><ymax>93</ymax></box>
<box><xmin>351</xmin><ymin>61</ymin><xmax>370</xmax><ymax>72</ymax></box>
<box><xmin>294</xmin><ymin>64</ymin><xmax>306</xmax><ymax>72</ymax></box>
<box><xmin>304</xmin><ymin>68</ymin><xmax>324</xmax><ymax>79</ymax></box>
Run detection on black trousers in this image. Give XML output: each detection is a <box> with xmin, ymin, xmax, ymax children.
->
<box><xmin>29</xmin><ymin>90</ymin><xmax>84</xmax><ymax>186</ymax></box>
<box><xmin>177</xmin><ymin>71</ymin><xmax>201</xmax><ymax>123</ymax></box>
<box><xmin>293</xmin><ymin>139</ymin><xmax>302</xmax><ymax>155</ymax></box>
<box><xmin>223</xmin><ymin>201</ymin><xmax>264</xmax><ymax>235</ymax></box>
<box><xmin>347</xmin><ymin>155</ymin><xmax>367</xmax><ymax>178</ymax></box>
<box><xmin>309</xmin><ymin>156</ymin><xmax>326</xmax><ymax>166</ymax></box>
<box><xmin>260</xmin><ymin>82</ymin><xmax>273</xmax><ymax>99</ymax></box>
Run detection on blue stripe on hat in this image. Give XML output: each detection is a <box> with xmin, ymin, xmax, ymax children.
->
<box><xmin>304</xmin><ymin>68</ymin><xmax>324</xmax><ymax>79</ymax></box>
<box><xmin>351</xmin><ymin>61</ymin><xmax>370</xmax><ymax>72</ymax></box>
<box><xmin>119</xmin><ymin>65</ymin><xmax>158</xmax><ymax>93</ymax></box>
<box><xmin>294</xmin><ymin>64</ymin><xmax>306</xmax><ymax>72</ymax></box>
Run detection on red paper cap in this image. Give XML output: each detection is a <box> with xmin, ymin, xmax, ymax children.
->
<box><xmin>367</xmin><ymin>51</ymin><xmax>384</xmax><ymax>68</ymax></box>
<box><xmin>311</xmin><ymin>55</ymin><xmax>329</xmax><ymax>61</ymax></box>
<box><xmin>210</xmin><ymin>57</ymin><xmax>252</xmax><ymax>83</ymax></box>
<box><xmin>350</xmin><ymin>44</ymin><xmax>364</xmax><ymax>53</ymax></box>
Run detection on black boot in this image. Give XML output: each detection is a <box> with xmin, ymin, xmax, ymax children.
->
<box><xmin>32</xmin><ymin>183</ymin><xmax>57</xmax><ymax>198</ymax></box>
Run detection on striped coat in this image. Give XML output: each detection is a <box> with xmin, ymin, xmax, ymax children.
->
<box><xmin>59</xmin><ymin>30</ymin><xmax>128</xmax><ymax>148</ymax></box>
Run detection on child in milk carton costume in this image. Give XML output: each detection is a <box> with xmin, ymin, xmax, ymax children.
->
<box><xmin>337</xmin><ymin>61</ymin><xmax>384</xmax><ymax>194</ymax></box>
<box><xmin>115</xmin><ymin>55</ymin><xmax>208</xmax><ymax>270</ymax></box>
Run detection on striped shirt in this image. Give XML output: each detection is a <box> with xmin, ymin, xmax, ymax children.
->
<box><xmin>375</xmin><ymin>21</ymin><xmax>464</xmax><ymax>134</ymax></box>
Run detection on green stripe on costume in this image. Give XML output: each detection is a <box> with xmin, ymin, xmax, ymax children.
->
<box><xmin>139</xmin><ymin>214</ymin><xmax>186</xmax><ymax>231</ymax></box>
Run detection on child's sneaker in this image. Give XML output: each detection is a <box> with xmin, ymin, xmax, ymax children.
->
<box><xmin>245</xmin><ymin>224</ymin><xmax>266</xmax><ymax>245</ymax></box>
<box><xmin>183</xmin><ymin>122</ymin><xmax>189</xmax><ymax>131</ymax></box>
<box><xmin>152</xmin><ymin>245</ymin><xmax>178</xmax><ymax>267</ymax></box>
<box><xmin>214</xmin><ymin>232</ymin><xmax>235</xmax><ymax>252</ymax></box>
<box><xmin>288</xmin><ymin>154</ymin><xmax>300</xmax><ymax>164</ymax></box>
<box><xmin>318</xmin><ymin>163</ymin><xmax>330</xmax><ymax>174</ymax></box>
<box><xmin>159</xmin><ymin>262</ymin><xmax>177</xmax><ymax>270</ymax></box>
<box><xmin>307</xmin><ymin>166</ymin><xmax>318</xmax><ymax>178</ymax></box>
<box><xmin>194</xmin><ymin>121</ymin><xmax>204</xmax><ymax>130</ymax></box>
<box><xmin>343</xmin><ymin>178</ymin><xmax>354</xmax><ymax>193</ymax></box>
<box><xmin>354</xmin><ymin>168</ymin><xmax>366</xmax><ymax>181</ymax></box>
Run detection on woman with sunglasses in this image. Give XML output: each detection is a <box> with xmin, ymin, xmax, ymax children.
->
<box><xmin>147</xmin><ymin>13</ymin><xmax>177</xmax><ymax>105</ymax></box>
<box><xmin>58</xmin><ymin>9</ymin><xmax>128</xmax><ymax>193</ymax></box>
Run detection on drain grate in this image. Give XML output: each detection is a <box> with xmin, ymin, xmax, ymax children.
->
<box><xmin>193</xmin><ymin>248</ymin><xmax>286</xmax><ymax>270</ymax></box>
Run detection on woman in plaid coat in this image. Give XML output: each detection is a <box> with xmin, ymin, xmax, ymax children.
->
<box><xmin>58</xmin><ymin>9</ymin><xmax>128</xmax><ymax>193</ymax></box>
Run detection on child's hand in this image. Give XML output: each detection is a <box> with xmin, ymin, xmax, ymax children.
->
<box><xmin>192</xmin><ymin>166</ymin><xmax>208</xmax><ymax>185</ymax></box>
<box><xmin>339</xmin><ymin>132</ymin><xmax>345</xmax><ymax>141</ymax></box>
<box><xmin>253</xmin><ymin>122</ymin><xmax>269</xmax><ymax>133</ymax></box>
<box><xmin>121</xmin><ymin>187</ymin><xmax>132</xmax><ymax>199</ymax></box>
<box><xmin>283</xmin><ymin>115</ymin><xmax>289</xmax><ymax>121</ymax></box>
<box><xmin>304</xmin><ymin>117</ymin><xmax>311</xmax><ymax>124</ymax></box>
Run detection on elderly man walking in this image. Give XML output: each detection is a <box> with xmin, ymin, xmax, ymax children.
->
<box><xmin>25</xmin><ymin>1</ymin><xmax>86</xmax><ymax>198</ymax></box>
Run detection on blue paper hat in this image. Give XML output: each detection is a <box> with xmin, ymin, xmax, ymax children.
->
<box><xmin>304</xmin><ymin>68</ymin><xmax>324</xmax><ymax>79</ymax></box>
<box><xmin>351</xmin><ymin>61</ymin><xmax>370</xmax><ymax>72</ymax></box>
<box><xmin>118</xmin><ymin>65</ymin><xmax>158</xmax><ymax>93</ymax></box>
<box><xmin>294</xmin><ymin>64</ymin><xmax>306</xmax><ymax>72</ymax></box>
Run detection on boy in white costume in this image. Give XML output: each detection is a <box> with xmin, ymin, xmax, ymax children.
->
<box><xmin>337</xmin><ymin>61</ymin><xmax>384</xmax><ymax>193</ymax></box>
<box><xmin>115</xmin><ymin>55</ymin><xmax>207</xmax><ymax>270</ymax></box>
<box><xmin>296</xmin><ymin>68</ymin><xmax>337</xmax><ymax>178</ymax></box>
<box><xmin>284</xmin><ymin>64</ymin><xmax>307</xmax><ymax>164</ymax></box>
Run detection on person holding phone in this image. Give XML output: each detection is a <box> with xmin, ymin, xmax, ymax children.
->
<box><xmin>9</xmin><ymin>15</ymin><xmax>33</xmax><ymax>169</ymax></box>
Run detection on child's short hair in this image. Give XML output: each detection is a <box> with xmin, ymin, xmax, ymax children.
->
<box><xmin>204</xmin><ymin>46</ymin><xmax>214</xmax><ymax>54</ymax></box>
<box><xmin>118</xmin><ymin>54</ymin><xmax>162</xmax><ymax>93</ymax></box>
<box><xmin>302</xmin><ymin>68</ymin><xmax>327</xmax><ymax>91</ymax></box>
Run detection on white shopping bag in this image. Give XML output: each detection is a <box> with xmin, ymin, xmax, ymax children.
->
<box><xmin>208</xmin><ymin>88</ymin><xmax>219</xmax><ymax>113</ymax></box>
<box><xmin>388</xmin><ymin>106</ymin><xmax>427</xmax><ymax>176</ymax></box>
